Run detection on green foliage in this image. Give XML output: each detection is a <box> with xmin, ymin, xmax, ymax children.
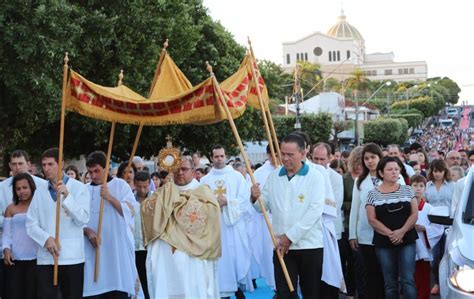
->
<box><xmin>297</xmin><ymin>61</ymin><xmax>322</xmax><ymax>99</ymax></box>
<box><xmin>395</xmin><ymin>118</ymin><xmax>409</xmax><ymax>145</ymax></box>
<box><xmin>257</xmin><ymin>60</ymin><xmax>292</xmax><ymax>103</ymax></box>
<box><xmin>0</xmin><ymin>1</ymin><xmax>253</xmax><ymax>173</ymax></box>
<box><xmin>363</xmin><ymin>118</ymin><xmax>407</xmax><ymax>146</ymax></box>
<box><xmin>344</xmin><ymin>68</ymin><xmax>370</xmax><ymax>98</ymax></box>
<box><xmin>429</xmin><ymin>77</ymin><xmax>461</xmax><ymax>105</ymax></box>
<box><xmin>386</xmin><ymin>113</ymin><xmax>423</xmax><ymax>129</ymax></box>
<box><xmin>324</xmin><ymin>78</ymin><xmax>342</xmax><ymax>92</ymax></box>
<box><xmin>390</xmin><ymin>96</ymin><xmax>435</xmax><ymax>118</ymax></box>
<box><xmin>272</xmin><ymin>113</ymin><xmax>332</xmax><ymax>144</ymax></box>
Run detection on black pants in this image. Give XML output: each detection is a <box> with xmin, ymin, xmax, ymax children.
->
<box><xmin>338</xmin><ymin>232</ymin><xmax>356</xmax><ymax>296</ymax></box>
<box><xmin>273</xmin><ymin>248</ymin><xmax>323</xmax><ymax>299</ymax></box>
<box><xmin>83</xmin><ymin>290</ymin><xmax>128</xmax><ymax>299</ymax></box>
<box><xmin>37</xmin><ymin>263</ymin><xmax>84</xmax><ymax>299</ymax></box>
<box><xmin>0</xmin><ymin>260</ymin><xmax>6</xmax><ymax>299</ymax></box>
<box><xmin>320</xmin><ymin>281</ymin><xmax>339</xmax><ymax>299</ymax></box>
<box><xmin>6</xmin><ymin>260</ymin><xmax>37</xmax><ymax>299</ymax></box>
<box><xmin>135</xmin><ymin>250</ymin><xmax>149</xmax><ymax>299</ymax></box>
<box><xmin>357</xmin><ymin>245</ymin><xmax>385</xmax><ymax>299</ymax></box>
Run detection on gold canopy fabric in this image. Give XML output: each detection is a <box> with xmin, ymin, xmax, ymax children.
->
<box><xmin>141</xmin><ymin>183</ymin><xmax>221</xmax><ymax>260</ymax></box>
<box><xmin>221</xmin><ymin>53</ymin><xmax>270</xmax><ymax>111</ymax></box>
<box><xmin>64</xmin><ymin>52</ymin><xmax>269</xmax><ymax>125</ymax></box>
<box><xmin>148</xmin><ymin>52</ymin><xmax>193</xmax><ymax>99</ymax></box>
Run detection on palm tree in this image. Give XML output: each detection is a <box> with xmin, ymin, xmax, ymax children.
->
<box><xmin>345</xmin><ymin>68</ymin><xmax>370</xmax><ymax>99</ymax></box>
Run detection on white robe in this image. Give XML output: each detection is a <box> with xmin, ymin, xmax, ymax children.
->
<box><xmin>26</xmin><ymin>177</ymin><xmax>89</xmax><ymax>265</ymax></box>
<box><xmin>321</xmin><ymin>201</ymin><xmax>346</xmax><ymax>292</ymax></box>
<box><xmin>307</xmin><ymin>161</ymin><xmax>345</xmax><ymax>291</ymax></box>
<box><xmin>250</xmin><ymin>161</ymin><xmax>276</xmax><ymax>289</ymax></box>
<box><xmin>83</xmin><ymin>178</ymin><xmax>143</xmax><ymax>298</ymax></box>
<box><xmin>415</xmin><ymin>201</ymin><xmax>444</xmax><ymax>261</ymax></box>
<box><xmin>327</xmin><ymin>167</ymin><xmax>344</xmax><ymax>239</ymax></box>
<box><xmin>200</xmin><ymin>166</ymin><xmax>253</xmax><ymax>296</ymax></box>
<box><xmin>146</xmin><ymin>179</ymin><xmax>220</xmax><ymax>299</ymax></box>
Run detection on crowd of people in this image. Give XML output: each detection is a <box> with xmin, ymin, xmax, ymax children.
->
<box><xmin>0</xmin><ymin>116</ymin><xmax>470</xmax><ymax>299</ymax></box>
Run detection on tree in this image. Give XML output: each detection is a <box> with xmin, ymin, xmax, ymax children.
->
<box><xmin>344</xmin><ymin>68</ymin><xmax>370</xmax><ymax>99</ymax></box>
<box><xmin>386</xmin><ymin>113</ymin><xmax>423</xmax><ymax>129</ymax></box>
<box><xmin>390</xmin><ymin>96</ymin><xmax>436</xmax><ymax>118</ymax></box>
<box><xmin>257</xmin><ymin>60</ymin><xmax>292</xmax><ymax>104</ymax></box>
<box><xmin>272</xmin><ymin>113</ymin><xmax>333</xmax><ymax>144</ymax></box>
<box><xmin>429</xmin><ymin>77</ymin><xmax>461</xmax><ymax>105</ymax></box>
<box><xmin>363</xmin><ymin>118</ymin><xmax>404</xmax><ymax>146</ymax></box>
<box><xmin>331</xmin><ymin>120</ymin><xmax>353</xmax><ymax>147</ymax></box>
<box><xmin>297</xmin><ymin>61</ymin><xmax>322</xmax><ymax>99</ymax></box>
<box><xmin>0</xmin><ymin>1</ymin><xmax>255</xmax><ymax>174</ymax></box>
<box><xmin>324</xmin><ymin>78</ymin><xmax>342</xmax><ymax>93</ymax></box>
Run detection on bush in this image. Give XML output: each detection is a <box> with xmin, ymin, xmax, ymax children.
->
<box><xmin>391</xmin><ymin>96</ymin><xmax>435</xmax><ymax>118</ymax></box>
<box><xmin>363</xmin><ymin>118</ymin><xmax>405</xmax><ymax>146</ymax></box>
<box><xmin>272</xmin><ymin>113</ymin><xmax>333</xmax><ymax>143</ymax></box>
<box><xmin>387</xmin><ymin>113</ymin><xmax>423</xmax><ymax>129</ymax></box>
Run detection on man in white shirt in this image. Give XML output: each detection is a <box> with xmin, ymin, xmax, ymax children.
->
<box><xmin>26</xmin><ymin>147</ymin><xmax>90</xmax><ymax>299</ymax></box>
<box><xmin>0</xmin><ymin>149</ymin><xmax>47</xmax><ymax>296</ymax></box>
<box><xmin>200</xmin><ymin>145</ymin><xmax>253</xmax><ymax>299</ymax></box>
<box><xmin>133</xmin><ymin>171</ymin><xmax>152</xmax><ymax>299</ymax></box>
<box><xmin>311</xmin><ymin>142</ymin><xmax>346</xmax><ymax>296</ymax></box>
<box><xmin>83</xmin><ymin>151</ymin><xmax>143</xmax><ymax>299</ymax></box>
<box><xmin>251</xmin><ymin>134</ymin><xmax>325</xmax><ymax>299</ymax></box>
<box><xmin>388</xmin><ymin>144</ymin><xmax>415</xmax><ymax>177</ymax></box>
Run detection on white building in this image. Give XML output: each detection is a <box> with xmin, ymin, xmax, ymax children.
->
<box><xmin>284</xmin><ymin>92</ymin><xmax>345</xmax><ymax>121</ymax></box>
<box><xmin>282</xmin><ymin>11</ymin><xmax>427</xmax><ymax>83</ymax></box>
<box><xmin>282</xmin><ymin>92</ymin><xmax>379</xmax><ymax>122</ymax></box>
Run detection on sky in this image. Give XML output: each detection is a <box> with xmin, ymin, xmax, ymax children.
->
<box><xmin>203</xmin><ymin>0</ymin><xmax>474</xmax><ymax>104</ymax></box>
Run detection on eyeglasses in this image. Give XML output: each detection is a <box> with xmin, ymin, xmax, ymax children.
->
<box><xmin>448</xmin><ymin>157</ymin><xmax>461</xmax><ymax>160</ymax></box>
<box><xmin>177</xmin><ymin>167</ymin><xmax>192</xmax><ymax>172</ymax></box>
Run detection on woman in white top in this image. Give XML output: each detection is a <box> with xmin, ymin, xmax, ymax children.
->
<box><xmin>2</xmin><ymin>173</ymin><xmax>38</xmax><ymax>299</ymax></box>
<box><xmin>348</xmin><ymin>143</ymin><xmax>385</xmax><ymax>299</ymax></box>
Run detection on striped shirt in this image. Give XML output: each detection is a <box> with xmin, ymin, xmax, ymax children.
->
<box><xmin>367</xmin><ymin>185</ymin><xmax>417</xmax><ymax>247</ymax></box>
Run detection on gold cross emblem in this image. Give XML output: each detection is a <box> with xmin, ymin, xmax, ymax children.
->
<box><xmin>298</xmin><ymin>194</ymin><xmax>305</xmax><ymax>203</ymax></box>
<box><xmin>214</xmin><ymin>180</ymin><xmax>226</xmax><ymax>197</ymax></box>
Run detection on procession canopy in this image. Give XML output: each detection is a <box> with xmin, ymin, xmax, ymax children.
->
<box><xmin>65</xmin><ymin>52</ymin><xmax>269</xmax><ymax>126</ymax></box>
<box><xmin>220</xmin><ymin>53</ymin><xmax>270</xmax><ymax>111</ymax></box>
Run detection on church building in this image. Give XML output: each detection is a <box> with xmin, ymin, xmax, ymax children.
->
<box><xmin>282</xmin><ymin>11</ymin><xmax>427</xmax><ymax>82</ymax></box>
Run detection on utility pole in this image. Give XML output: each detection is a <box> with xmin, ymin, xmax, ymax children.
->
<box><xmin>354</xmin><ymin>90</ymin><xmax>359</xmax><ymax>145</ymax></box>
<box><xmin>293</xmin><ymin>65</ymin><xmax>302</xmax><ymax>130</ymax></box>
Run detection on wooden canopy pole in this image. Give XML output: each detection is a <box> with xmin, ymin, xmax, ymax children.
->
<box><xmin>247</xmin><ymin>38</ymin><xmax>282</xmax><ymax>164</ymax></box>
<box><xmin>126</xmin><ymin>39</ymin><xmax>169</xmax><ymax>170</ymax></box>
<box><xmin>247</xmin><ymin>38</ymin><xmax>279</xmax><ymax>165</ymax></box>
<box><xmin>206</xmin><ymin>62</ymin><xmax>294</xmax><ymax>292</ymax></box>
<box><xmin>53</xmin><ymin>52</ymin><xmax>69</xmax><ymax>285</ymax></box>
<box><xmin>93</xmin><ymin>70</ymin><xmax>122</xmax><ymax>281</ymax></box>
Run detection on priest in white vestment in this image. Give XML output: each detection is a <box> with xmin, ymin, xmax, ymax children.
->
<box><xmin>200</xmin><ymin>146</ymin><xmax>254</xmax><ymax>298</ymax></box>
<box><xmin>82</xmin><ymin>151</ymin><xmax>143</xmax><ymax>299</ymax></box>
<box><xmin>311</xmin><ymin>143</ymin><xmax>346</xmax><ymax>295</ymax></box>
<box><xmin>143</xmin><ymin>155</ymin><xmax>220</xmax><ymax>299</ymax></box>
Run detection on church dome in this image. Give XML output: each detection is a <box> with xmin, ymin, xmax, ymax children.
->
<box><xmin>327</xmin><ymin>11</ymin><xmax>364</xmax><ymax>41</ymax></box>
